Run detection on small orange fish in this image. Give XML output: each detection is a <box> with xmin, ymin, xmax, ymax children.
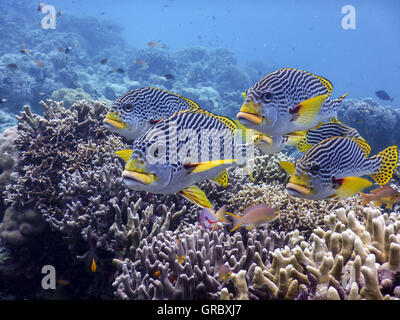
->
<box><xmin>225</xmin><ymin>204</ymin><xmax>279</xmax><ymax>232</ymax></box>
<box><xmin>360</xmin><ymin>186</ymin><xmax>400</xmax><ymax>209</ymax></box>
<box><xmin>35</xmin><ymin>60</ymin><xmax>45</xmax><ymax>68</ymax></box>
<box><xmin>91</xmin><ymin>258</ymin><xmax>97</xmax><ymax>272</ymax></box>
<box><xmin>56</xmin><ymin>279</ymin><xmax>70</xmax><ymax>286</ymax></box>
<box><xmin>134</xmin><ymin>59</ymin><xmax>148</xmax><ymax>66</ymax></box>
<box><xmin>176</xmin><ymin>238</ymin><xmax>186</xmax><ymax>264</ymax></box>
<box><xmin>154</xmin><ymin>270</ymin><xmax>160</xmax><ymax>278</ymax></box>
<box><xmin>147</xmin><ymin>41</ymin><xmax>159</xmax><ymax>47</ymax></box>
<box><xmin>217</xmin><ymin>264</ymin><xmax>232</xmax><ymax>282</ymax></box>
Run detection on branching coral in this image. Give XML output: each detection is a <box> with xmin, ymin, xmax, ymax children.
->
<box><xmin>221</xmin><ymin>207</ymin><xmax>400</xmax><ymax>300</ymax></box>
<box><xmin>112</xmin><ymin>225</ymin><xmax>289</xmax><ymax>300</ymax></box>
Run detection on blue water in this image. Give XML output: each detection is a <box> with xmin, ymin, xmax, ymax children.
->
<box><xmin>10</xmin><ymin>0</ymin><xmax>399</xmax><ymax>102</ymax></box>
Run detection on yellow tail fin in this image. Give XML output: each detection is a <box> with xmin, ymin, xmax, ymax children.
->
<box><xmin>212</xmin><ymin>169</ymin><xmax>228</xmax><ymax>187</ymax></box>
<box><xmin>296</xmin><ymin>137</ymin><xmax>313</xmax><ymax>152</ymax></box>
<box><xmin>371</xmin><ymin>145</ymin><xmax>398</xmax><ymax>185</ymax></box>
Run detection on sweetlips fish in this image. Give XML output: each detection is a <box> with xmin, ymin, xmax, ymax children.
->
<box><xmin>360</xmin><ymin>185</ymin><xmax>400</xmax><ymax>209</ymax></box>
<box><xmin>280</xmin><ymin>137</ymin><xmax>398</xmax><ymax>200</ymax></box>
<box><xmin>237</xmin><ymin>68</ymin><xmax>349</xmax><ymax>136</ymax></box>
<box><xmin>116</xmin><ymin>109</ymin><xmax>255</xmax><ymax>208</ymax></box>
<box><xmin>103</xmin><ymin>87</ymin><xmax>199</xmax><ymax>140</ymax></box>
<box><xmin>296</xmin><ymin>118</ymin><xmax>365</xmax><ymax>153</ymax></box>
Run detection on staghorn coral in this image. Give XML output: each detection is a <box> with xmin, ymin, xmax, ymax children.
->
<box><xmin>112</xmin><ymin>224</ymin><xmax>289</xmax><ymax>300</ymax></box>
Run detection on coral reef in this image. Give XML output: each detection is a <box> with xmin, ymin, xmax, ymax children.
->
<box><xmin>222</xmin><ymin>206</ymin><xmax>400</xmax><ymax>300</ymax></box>
<box><xmin>50</xmin><ymin>88</ymin><xmax>94</xmax><ymax>108</ymax></box>
<box><xmin>338</xmin><ymin>98</ymin><xmax>400</xmax><ymax>154</ymax></box>
<box><xmin>0</xmin><ymin>110</ymin><xmax>17</xmax><ymax>133</ymax></box>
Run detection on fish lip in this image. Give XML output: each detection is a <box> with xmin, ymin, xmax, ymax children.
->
<box><xmin>122</xmin><ymin>170</ymin><xmax>155</xmax><ymax>185</ymax></box>
<box><xmin>236</xmin><ymin>111</ymin><xmax>263</xmax><ymax>125</ymax></box>
<box><xmin>286</xmin><ymin>182</ymin><xmax>311</xmax><ymax>196</ymax></box>
<box><xmin>103</xmin><ymin>117</ymin><xmax>126</xmax><ymax>130</ymax></box>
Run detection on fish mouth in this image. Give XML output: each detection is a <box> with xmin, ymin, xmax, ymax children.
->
<box><xmin>103</xmin><ymin>112</ymin><xmax>126</xmax><ymax>130</ymax></box>
<box><xmin>236</xmin><ymin>111</ymin><xmax>263</xmax><ymax>125</ymax></box>
<box><xmin>122</xmin><ymin>170</ymin><xmax>157</xmax><ymax>185</ymax></box>
<box><xmin>286</xmin><ymin>182</ymin><xmax>312</xmax><ymax>196</ymax></box>
<box><xmin>237</xmin><ymin>100</ymin><xmax>263</xmax><ymax>125</ymax></box>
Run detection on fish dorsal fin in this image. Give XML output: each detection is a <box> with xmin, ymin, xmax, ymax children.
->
<box><xmin>279</xmin><ymin>161</ymin><xmax>295</xmax><ymax>175</ymax></box>
<box><xmin>181</xmin><ymin>96</ymin><xmax>200</xmax><ymax>109</ymax></box>
<box><xmin>314</xmin><ymin>75</ymin><xmax>333</xmax><ymax>96</ymax></box>
<box><xmin>212</xmin><ymin>169</ymin><xmax>228</xmax><ymax>187</ymax></box>
<box><xmin>114</xmin><ymin>149</ymin><xmax>133</xmax><ymax>162</ymax></box>
<box><xmin>353</xmin><ymin>138</ymin><xmax>371</xmax><ymax>158</ymax></box>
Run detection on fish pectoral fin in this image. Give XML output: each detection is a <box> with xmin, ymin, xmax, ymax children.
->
<box><xmin>279</xmin><ymin>161</ymin><xmax>295</xmax><ymax>175</ymax></box>
<box><xmin>185</xmin><ymin>159</ymin><xmax>236</xmax><ymax>174</ymax></box>
<box><xmin>179</xmin><ymin>185</ymin><xmax>212</xmax><ymax>208</ymax></box>
<box><xmin>286</xmin><ymin>133</ymin><xmax>306</xmax><ymax>146</ymax></box>
<box><xmin>114</xmin><ymin>149</ymin><xmax>133</xmax><ymax>162</ymax></box>
<box><xmin>290</xmin><ymin>94</ymin><xmax>328</xmax><ymax>126</ymax></box>
<box><xmin>212</xmin><ymin>169</ymin><xmax>228</xmax><ymax>187</ymax></box>
<box><xmin>335</xmin><ymin>177</ymin><xmax>373</xmax><ymax>198</ymax></box>
<box><xmin>371</xmin><ymin>145</ymin><xmax>398</xmax><ymax>186</ymax></box>
<box><xmin>385</xmin><ymin>203</ymin><xmax>393</xmax><ymax>209</ymax></box>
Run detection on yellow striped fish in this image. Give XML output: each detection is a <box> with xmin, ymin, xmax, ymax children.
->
<box><xmin>103</xmin><ymin>87</ymin><xmax>199</xmax><ymax>140</ymax></box>
<box><xmin>280</xmin><ymin>137</ymin><xmax>398</xmax><ymax>200</ymax></box>
<box><xmin>237</xmin><ymin>68</ymin><xmax>349</xmax><ymax>136</ymax></box>
<box><xmin>116</xmin><ymin>109</ymin><xmax>254</xmax><ymax>208</ymax></box>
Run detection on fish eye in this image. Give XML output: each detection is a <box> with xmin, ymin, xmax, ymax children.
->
<box><xmin>310</xmin><ymin>164</ymin><xmax>320</xmax><ymax>175</ymax></box>
<box><xmin>123</xmin><ymin>103</ymin><xmax>133</xmax><ymax>113</ymax></box>
<box><xmin>262</xmin><ymin>91</ymin><xmax>273</xmax><ymax>102</ymax></box>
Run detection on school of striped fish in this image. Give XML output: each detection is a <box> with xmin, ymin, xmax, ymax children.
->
<box><xmin>103</xmin><ymin>67</ymin><xmax>400</xmax><ymax>237</ymax></box>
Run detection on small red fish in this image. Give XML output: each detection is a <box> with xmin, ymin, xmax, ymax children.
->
<box><xmin>147</xmin><ymin>41</ymin><xmax>159</xmax><ymax>48</ymax></box>
<box><xmin>35</xmin><ymin>60</ymin><xmax>45</xmax><ymax>68</ymax></box>
<box><xmin>134</xmin><ymin>59</ymin><xmax>148</xmax><ymax>66</ymax></box>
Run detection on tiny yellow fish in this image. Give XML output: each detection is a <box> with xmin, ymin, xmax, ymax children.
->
<box><xmin>91</xmin><ymin>258</ymin><xmax>97</xmax><ymax>272</ymax></box>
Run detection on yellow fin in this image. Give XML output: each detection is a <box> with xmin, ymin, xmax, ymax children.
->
<box><xmin>241</xmin><ymin>92</ymin><xmax>246</xmax><ymax>99</ymax></box>
<box><xmin>336</xmin><ymin>177</ymin><xmax>373</xmax><ymax>198</ymax></box>
<box><xmin>292</xmin><ymin>94</ymin><xmax>328</xmax><ymax>126</ymax></box>
<box><xmin>91</xmin><ymin>258</ymin><xmax>97</xmax><ymax>272</ymax></box>
<box><xmin>353</xmin><ymin>138</ymin><xmax>371</xmax><ymax>157</ymax></box>
<box><xmin>371</xmin><ymin>145</ymin><xmax>399</xmax><ymax>186</ymax></box>
<box><xmin>187</xmin><ymin>159</ymin><xmax>236</xmax><ymax>174</ymax></box>
<box><xmin>296</xmin><ymin>137</ymin><xmax>313</xmax><ymax>152</ymax></box>
<box><xmin>279</xmin><ymin>161</ymin><xmax>295</xmax><ymax>175</ymax></box>
<box><xmin>212</xmin><ymin>169</ymin><xmax>228</xmax><ymax>187</ymax></box>
<box><xmin>180</xmin><ymin>185</ymin><xmax>212</xmax><ymax>208</ymax></box>
<box><xmin>115</xmin><ymin>149</ymin><xmax>133</xmax><ymax>162</ymax></box>
<box><xmin>314</xmin><ymin>75</ymin><xmax>333</xmax><ymax>96</ymax></box>
<box><xmin>286</xmin><ymin>134</ymin><xmax>306</xmax><ymax>146</ymax></box>
<box><xmin>246</xmin><ymin>166</ymin><xmax>255</xmax><ymax>183</ymax></box>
